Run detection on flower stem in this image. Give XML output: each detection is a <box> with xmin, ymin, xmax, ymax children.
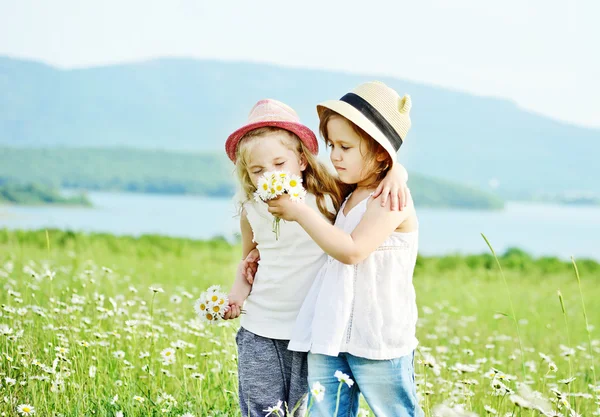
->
<box><xmin>333</xmin><ymin>382</ymin><xmax>343</xmax><ymax>417</ymax></box>
<box><xmin>572</xmin><ymin>256</ymin><xmax>597</xmax><ymax>386</ymax></box>
<box><xmin>481</xmin><ymin>233</ymin><xmax>526</xmax><ymax>378</ymax></box>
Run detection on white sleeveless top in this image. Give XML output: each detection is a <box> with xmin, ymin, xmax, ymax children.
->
<box><xmin>240</xmin><ymin>193</ymin><xmax>335</xmax><ymax>340</ymax></box>
<box><xmin>288</xmin><ymin>193</ymin><xmax>419</xmax><ymax>360</ymax></box>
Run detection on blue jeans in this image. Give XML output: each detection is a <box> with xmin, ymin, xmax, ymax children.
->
<box><xmin>307</xmin><ymin>351</ymin><xmax>423</xmax><ymax>417</ymax></box>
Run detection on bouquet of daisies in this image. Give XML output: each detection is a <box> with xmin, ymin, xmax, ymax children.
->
<box><xmin>194</xmin><ymin>285</ymin><xmax>229</xmax><ymax>323</ymax></box>
<box><xmin>253</xmin><ymin>171</ymin><xmax>306</xmax><ymax>240</ymax></box>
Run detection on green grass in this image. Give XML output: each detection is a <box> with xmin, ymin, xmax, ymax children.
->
<box><xmin>0</xmin><ymin>229</ymin><xmax>598</xmax><ymax>416</ymax></box>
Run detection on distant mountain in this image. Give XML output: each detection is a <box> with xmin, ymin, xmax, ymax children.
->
<box><xmin>0</xmin><ymin>147</ymin><xmax>503</xmax><ymax>209</ymax></box>
<box><xmin>0</xmin><ymin>56</ymin><xmax>597</xmax><ymax>197</ymax></box>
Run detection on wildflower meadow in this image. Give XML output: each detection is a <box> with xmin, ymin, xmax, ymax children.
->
<box><xmin>0</xmin><ymin>229</ymin><xmax>598</xmax><ymax>416</ymax></box>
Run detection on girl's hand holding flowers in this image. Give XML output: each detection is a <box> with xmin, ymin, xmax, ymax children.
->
<box><xmin>223</xmin><ymin>290</ymin><xmax>245</xmax><ymax>320</ymax></box>
<box><xmin>267</xmin><ymin>194</ymin><xmax>305</xmax><ymax>222</ymax></box>
<box><xmin>253</xmin><ymin>171</ymin><xmax>307</xmax><ymax>239</ymax></box>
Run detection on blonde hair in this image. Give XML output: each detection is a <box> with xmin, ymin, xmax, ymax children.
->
<box><xmin>235</xmin><ymin>127</ymin><xmax>345</xmax><ymax>223</ymax></box>
<box><xmin>319</xmin><ymin>108</ymin><xmax>393</xmax><ymax>186</ymax></box>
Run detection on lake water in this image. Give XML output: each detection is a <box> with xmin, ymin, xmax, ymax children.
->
<box><xmin>1</xmin><ymin>191</ymin><xmax>599</xmax><ymax>261</ymax></box>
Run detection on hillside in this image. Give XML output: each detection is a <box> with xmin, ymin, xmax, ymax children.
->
<box><xmin>0</xmin><ymin>56</ymin><xmax>597</xmax><ymax>197</ymax></box>
<box><xmin>0</xmin><ymin>180</ymin><xmax>90</xmax><ymax>206</ymax></box>
<box><xmin>0</xmin><ymin>147</ymin><xmax>503</xmax><ymax>209</ymax></box>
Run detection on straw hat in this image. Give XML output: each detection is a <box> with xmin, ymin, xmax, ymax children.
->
<box><xmin>317</xmin><ymin>81</ymin><xmax>411</xmax><ymax>163</ymax></box>
<box><xmin>225</xmin><ymin>99</ymin><xmax>318</xmax><ymax>163</ymax></box>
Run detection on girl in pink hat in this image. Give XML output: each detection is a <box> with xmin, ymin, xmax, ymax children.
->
<box><xmin>222</xmin><ymin>98</ymin><xmax>410</xmax><ymax>416</ymax></box>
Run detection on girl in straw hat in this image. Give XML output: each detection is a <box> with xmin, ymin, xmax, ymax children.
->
<box><xmin>268</xmin><ymin>82</ymin><xmax>423</xmax><ymax>416</ymax></box>
<box><xmin>221</xmin><ymin>98</ymin><xmax>411</xmax><ymax>416</ymax></box>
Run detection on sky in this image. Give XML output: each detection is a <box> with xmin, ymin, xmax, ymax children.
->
<box><xmin>1</xmin><ymin>0</ymin><xmax>598</xmax><ymax>128</ymax></box>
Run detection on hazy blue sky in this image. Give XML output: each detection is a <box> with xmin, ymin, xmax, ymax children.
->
<box><xmin>1</xmin><ymin>0</ymin><xmax>598</xmax><ymax>127</ymax></box>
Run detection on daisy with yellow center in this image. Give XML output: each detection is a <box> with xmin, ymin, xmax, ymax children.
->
<box><xmin>17</xmin><ymin>404</ymin><xmax>35</xmax><ymax>416</ymax></box>
<box><xmin>253</xmin><ymin>170</ymin><xmax>306</xmax><ymax>240</ymax></box>
<box><xmin>194</xmin><ymin>286</ymin><xmax>232</xmax><ymax>324</ymax></box>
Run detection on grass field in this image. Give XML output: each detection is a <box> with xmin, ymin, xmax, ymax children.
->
<box><xmin>0</xmin><ymin>229</ymin><xmax>598</xmax><ymax>416</ymax></box>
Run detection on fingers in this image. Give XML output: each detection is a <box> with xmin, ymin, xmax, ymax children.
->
<box><xmin>266</xmin><ymin>197</ymin><xmax>280</xmax><ymax>207</ymax></box>
<box><xmin>399</xmin><ymin>188</ymin><xmax>406</xmax><ymax>211</ymax></box>
<box><xmin>390</xmin><ymin>187</ymin><xmax>399</xmax><ymax>211</ymax></box>
<box><xmin>373</xmin><ymin>182</ymin><xmax>383</xmax><ymax>198</ymax></box>
<box><xmin>229</xmin><ymin>305</ymin><xmax>240</xmax><ymax>319</ymax></box>
<box><xmin>379</xmin><ymin>186</ymin><xmax>390</xmax><ymax>208</ymax></box>
<box><xmin>223</xmin><ymin>304</ymin><xmax>242</xmax><ymax>320</ymax></box>
<box><xmin>245</xmin><ymin>266</ymin><xmax>254</xmax><ymax>284</ymax></box>
<box><xmin>246</xmin><ymin>248</ymin><xmax>260</xmax><ymax>263</ymax></box>
<box><xmin>249</xmin><ymin>264</ymin><xmax>257</xmax><ymax>279</ymax></box>
<box><xmin>405</xmin><ymin>188</ymin><xmax>411</xmax><ymax>207</ymax></box>
<box><xmin>398</xmin><ymin>187</ymin><xmax>406</xmax><ymax>210</ymax></box>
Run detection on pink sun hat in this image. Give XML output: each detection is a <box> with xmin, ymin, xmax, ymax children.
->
<box><xmin>225</xmin><ymin>99</ymin><xmax>319</xmax><ymax>163</ymax></box>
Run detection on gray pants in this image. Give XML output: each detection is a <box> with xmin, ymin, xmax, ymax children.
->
<box><xmin>236</xmin><ymin>327</ymin><xmax>308</xmax><ymax>416</ymax></box>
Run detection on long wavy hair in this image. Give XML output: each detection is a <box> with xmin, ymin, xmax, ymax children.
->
<box><xmin>235</xmin><ymin>127</ymin><xmax>346</xmax><ymax>223</ymax></box>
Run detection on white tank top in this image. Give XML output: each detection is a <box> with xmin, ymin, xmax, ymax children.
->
<box><xmin>240</xmin><ymin>193</ymin><xmax>335</xmax><ymax>340</ymax></box>
<box><xmin>288</xmin><ymin>193</ymin><xmax>419</xmax><ymax>359</ymax></box>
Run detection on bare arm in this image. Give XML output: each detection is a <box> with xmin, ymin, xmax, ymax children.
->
<box><xmin>241</xmin><ymin>210</ymin><xmax>257</xmax><ymax>258</ymax></box>
<box><xmin>268</xmin><ymin>194</ymin><xmax>414</xmax><ymax>265</ymax></box>
<box><xmin>224</xmin><ymin>209</ymin><xmax>256</xmax><ymax>319</ymax></box>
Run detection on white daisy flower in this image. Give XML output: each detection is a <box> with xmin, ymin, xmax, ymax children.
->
<box><xmin>285</xmin><ymin>173</ymin><xmax>302</xmax><ymax>189</ymax></box>
<box><xmin>289</xmin><ymin>188</ymin><xmax>307</xmax><ymax>203</ymax></box>
<box><xmin>206</xmin><ymin>285</ymin><xmax>221</xmax><ymax>293</ymax></box>
<box><xmin>256</xmin><ymin>176</ymin><xmax>271</xmax><ymax>199</ymax></box>
<box><xmin>263</xmin><ymin>400</ymin><xmax>283</xmax><ymax>417</ymax></box>
<box><xmin>334</xmin><ymin>370</ymin><xmax>354</xmax><ymax>388</ymax></box>
<box><xmin>112</xmin><ymin>350</ymin><xmax>125</xmax><ymax>359</ymax></box>
<box><xmin>162</xmin><ymin>356</ymin><xmax>176</xmax><ymax>366</ymax></box>
<box><xmin>54</xmin><ymin>346</ymin><xmax>69</xmax><ymax>355</ymax></box>
<box><xmin>310</xmin><ymin>381</ymin><xmax>326</xmax><ymax>402</ymax></box>
<box><xmin>161</xmin><ymin>348</ymin><xmax>176</xmax><ymax>359</ymax></box>
<box><xmin>17</xmin><ymin>404</ymin><xmax>35</xmax><ymax>416</ymax></box>
<box><xmin>559</xmin><ymin>377</ymin><xmax>576</xmax><ymax>385</ymax></box>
